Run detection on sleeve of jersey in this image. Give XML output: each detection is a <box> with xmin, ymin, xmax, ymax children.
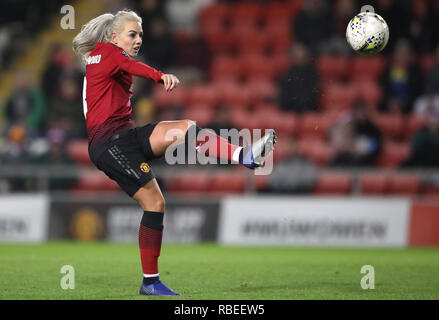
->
<box><xmin>109</xmin><ymin>50</ymin><xmax>164</xmax><ymax>82</ymax></box>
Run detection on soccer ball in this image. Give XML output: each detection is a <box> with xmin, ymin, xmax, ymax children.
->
<box><xmin>346</xmin><ymin>12</ymin><xmax>389</xmax><ymax>55</ymax></box>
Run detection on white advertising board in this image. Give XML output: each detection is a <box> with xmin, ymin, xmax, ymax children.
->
<box><xmin>0</xmin><ymin>194</ymin><xmax>49</xmax><ymax>242</ymax></box>
<box><xmin>219</xmin><ymin>197</ymin><xmax>410</xmax><ymax>247</ymax></box>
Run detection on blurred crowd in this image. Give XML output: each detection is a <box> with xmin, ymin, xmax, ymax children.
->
<box><xmin>1</xmin><ymin>0</ymin><xmax>439</xmax><ymax>193</ymax></box>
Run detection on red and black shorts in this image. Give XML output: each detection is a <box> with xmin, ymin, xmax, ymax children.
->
<box><xmin>94</xmin><ymin>122</ymin><xmax>159</xmax><ymax>197</ymax></box>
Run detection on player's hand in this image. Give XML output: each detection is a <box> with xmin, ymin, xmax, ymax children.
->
<box><xmin>161</xmin><ymin>74</ymin><xmax>180</xmax><ymax>91</ymax></box>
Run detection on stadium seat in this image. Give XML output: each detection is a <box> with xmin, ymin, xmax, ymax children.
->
<box><xmin>316</xmin><ymin>56</ymin><xmax>350</xmax><ymax>83</ymax></box>
<box><xmin>297</xmin><ymin>137</ymin><xmax>333</xmax><ymax>166</ymax></box>
<box><xmin>186</xmin><ymin>84</ymin><xmax>218</xmax><ymax>106</ymax></box>
<box><xmin>209</xmin><ymin>171</ymin><xmax>246</xmax><ymax>194</ymax></box>
<box><xmin>371</xmin><ymin>112</ymin><xmax>404</xmax><ymax>139</ymax></box>
<box><xmin>353</xmin><ymin>81</ymin><xmax>382</xmax><ymax>108</ymax></box>
<box><xmin>182</xmin><ymin>105</ymin><xmax>214</xmax><ymax>127</ymax></box>
<box><xmin>269</xmin><ymin>51</ymin><xmax>292</xmax><ymax>79</ymax></box>
<box><xmin>360</xmin><ymin>173</ymin><xmax>389</xmax><ymax>195</ymax></box>
<box><xmin>404</xmin><ymin>114</ymin><xmax>426</xmax><ymax>139</ymax></box>
<box><xmin>298</xmin><ymin>112</ymin><xmax>336</xmax><ymax>139</ymax></box>
<box><xmin>241</xmin><ymin>54</ymin><xmax>278</xmax><ymax>81</ymax></box>
<box><xmin>272</xmin><ymin>111</ymin><xmax>299</xmax><ymax>136</ymax></box>
<box><xmin>209</xmin><ymin>55</ymin><xmax>243</xmax><ymax>82</ymax></box>
<box><xmin>244</xmin><ymin>79</ymin><xmax>278</xmax><ymax>105</ymax></box>
<box><xmin>230</xmin><ymin>2</ymin><xmax>264</xmax><ymax>26</ymax></box>
<box><xmin>198</xmin><ymin>3</ymin><xmax>230</xmax><ymax>26</ymax></box>
<box><xmin>201</xmin><ymin>22</ymin><xmax>233</xmax><ymax>53</ymax></box>
<box><xmin>376</xmin><ymin>141</ymin><xmax>411</xmax><ymax>167</ymax></box>
<box><xmin>67</xmin><ymin>139</ymin><xmax>92</xmax><ymax>165</ymax></box>
<box><xmin>350</xmin><ymin>56</ymin><xmax>386</xmax><ymax>81</ymax></box>
<box><xmin>387</xmin><ymin>173</ymin><xmax>421</xmax><ymax>195</ymax></box>
<box><xmin>152</xmin><ymin>85</ymin><xmax>187</xmax><ymax>108</ymax></box>
<box><xmin>320</xmin><ymin>83</ymin><xmax>357</xmax><ymax>111</ymax></box>
<box><xmin>236</xmin><ymin>33</ymin><xmax>269</xmax><ymax>56</ymax></box>
<box><xmin>74</xmin><ymin>170</ymin><xmax>119</xmax><ymax>192</ymax></box>
<box><xmin>313</xmin><ymin>172</ymin><xmax>353</xmax><ymax>195</ymax></box>
<box><xmin>212</xmin><ymin>81</ymin><xmax>251</xmax><ymax>107</ymax></box>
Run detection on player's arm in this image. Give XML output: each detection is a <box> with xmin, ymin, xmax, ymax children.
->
<box><xmin>111</xmin><ymin>50</ymin><xmax>180</xmax><ymax>90</ymax></box>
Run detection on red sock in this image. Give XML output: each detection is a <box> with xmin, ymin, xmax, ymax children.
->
<box><xmin>195</xmin><ymin>128</ymin><xmax>241</xmax><ymax>162</ymax></box>
<box><xmin>138</xmin><ymin>211</ymin><xmax>164</xmax><ymax>276</ymax></box>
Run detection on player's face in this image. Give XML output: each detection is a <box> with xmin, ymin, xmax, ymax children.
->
<box><xmin>113</xmin><ymin>20</ymin><xmax>143</xmax><ymax>57</ymax></box>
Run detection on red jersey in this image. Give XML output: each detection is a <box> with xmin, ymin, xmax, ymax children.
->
<box><xmin>83</xmin><ymin>42</ymin><xmax>164</xmax><ymax>163</ymax></box>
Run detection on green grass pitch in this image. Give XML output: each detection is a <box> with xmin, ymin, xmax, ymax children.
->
<box><xmin>0</xmin><ymin>242</ymin><xmax>438</xmax><ymax>300</ymax></box>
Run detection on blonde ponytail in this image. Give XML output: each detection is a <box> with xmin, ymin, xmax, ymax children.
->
<box><xmin>72</xmin><ymin>9</ymin><xmax>142</xmax><ymax>62</ymax></box>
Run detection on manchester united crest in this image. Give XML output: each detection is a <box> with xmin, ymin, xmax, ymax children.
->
<box><xmin>140</xmin><ymin>162</ymin><xmax>150</xmax><ymax>173</ymax></box>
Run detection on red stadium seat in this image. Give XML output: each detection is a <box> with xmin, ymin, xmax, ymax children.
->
<box><xmin>230</xmin><ymin>2</ymin><xmax>264</xmax><ymax>26</ymax></box>
<box><xmin>182</xmin><ymin>105</ymin><xmax>214</xmax><ymax>127</ymax></box>
<box><xmin>350</xmin><ymin>56</ymin><xmax>386</xmax><ymax>81</ymax></box>
<box><xmin>209</xmin><ymin>55</ymin><xmax>243</xmax><ymax>82</ymax></box>
<box><xmin>354</xmin><ymin>81</ymin><xmax>382</xmax><ymax>108</ymax></box>
<box><xmin>371</xmin><ymin>112</ymin><xmax>404</xmax><ymax>139</ymax></box>
<box><xmin>236</xmin><ymin>33</ymin><xmax>269</xmax><ymax>56</ymax></box>
<box><xmin>152</xmin><ymin>86</ymin><xmax>187</xmax><ymax>108</ymax></box>
<box><xmin>198</xmin><ymin>3</ymin><xmax>230</xmax><ymax>26</ymax></box>
<box><xmin>244</xmin><ymin>79</ymin><xmax>278</xmax><ymax>105</ymax></box>
<box><xmin>201</xmin><ymin>22</ymin><xmax>233</xmax><ymax>53</ymax></box>
<box><xmin>387</xmin><ymin>173</ymin><xmax>421</xmax><ymax>195</ymax></box>
<box><xmin>209</xmin><ymin>171</ymin><xmax>246</xmax><ymax>194</ymax></box>
<box><xmin>297</xmin><ymin>137</ymin><xmax>333</xmax><ymax>166</ymax></box>
<box><xmin>212</xmin><ymin>81</ymin><xmax>251</xmax><ymax>107</ymax></box>
<box><xmin>320</xmin><ymin>83</ymin><xmax>357</xmax><ymax>111</ymax></box>
<box><xmin>360</xmin><ymin>173</ymin><xmax>389</xmax><ymax>195</ymax></box>
<box><xmin>67</xmin><ymin>139</ymin><xmax>92</xmax><ymax>165</ymax></box>
<box><xmin>298</xmin><ymin>112</ymin><xmax>336</xmax><ymax>139</ymax></box>
<box><xmin>241</xmin><ymin>54</ymin><xmax>278</xmax><ymax>81</ymax></box>
<box><xmin>376</xmin><ymin>141</ymin><xmax>410</xmax><ymax>167</ymax></box>
<box><xmin>272</xmin><ymin>111</ymin><xmax>299</xmax><ymax>136</ymax></box>
<box><xmin>74</xmin><ymin>170</ymin><xmax>119</xmax><ymax>192</ymax></box>
<box><xmin>316</xmin><ymin>56</ymin><xmax>350</xmax><ymax>83</ymax></box>
<box><xmin>404</xmin><ymin>114</ymin><xmax>426</xmax><ymax>139</ymax></box>
<box><xmin>186</xmin><ymin>84</ymin><xmax>218</xmax><ymax>106</ymax></box>
<box><xmin>269</xmin><ymin>51</ymin><xmax>292</xmax><ymax>78</ymax></box>
<box><xmin>313</xmin><ymin>172</ymin><xmax>353</xmax><ymax>195</ymax></box>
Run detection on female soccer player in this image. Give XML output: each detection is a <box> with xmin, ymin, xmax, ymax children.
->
<box><xmin>72</xmin><ymin>9</ymin><xmax>276</xmax><ymax>296</ymax></box>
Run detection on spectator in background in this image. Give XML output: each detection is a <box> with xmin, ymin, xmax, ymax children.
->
<box><xmin>409</xmin><ymin>0</ymin><xmax>435</xmax><ymax>54</ymax></box>
<box><xmin>322</xmin><ymin>0</ymin><xmax>354</xmax><ymax>56</ymax></box>
<box><xmin>4</xmin><ymin>71</ymin><xmax>46</xmax><ymax>138</ymax></box>
<box><xmin>28</xmin><ymin>128</ymin><xmax>78</xmax><ymax>190</ymax></box>
<box><xmin>133</xmin><ymin>97</ymin><xmax>157</xmax><ymax>126</ymax></box>
<box><xmin>371</xmin><ymin>0</ymin><xmax>410</xmax><ymax>53</ymax></box>
<box><xmin>424</xmin><ymin>45</ymin><xmax>439</xmax><ymax>95</ymax></box>
<box><xmin>278</xmin><ymin>43</ymin><xmax>319</xmax><ymax>113</ymax></box>
<box><xmin>403</xmin><ymin>107</ymin><xmax>439</xmax><ymax>168</ymax></box>
<box><xmin>174</xmin><ymin>26</ymin><xmax>211</xmax><ymax>81</ymax></box>
<box><xmin>143</xmin><ymin>17</ymin><xmax>177</xmax><ymax>70</ymax></box>
<box><xmin>267</xmin><ymin>137</ymin><xmax>317</xmax><ymax>194</ymax></box>
<box><xmin>41</xmin><ymin>44</ymin><xmax>84</xmax><ymax>104</ymax></box>
<box><xmin>350</xmin><ymin>102</ymin><xmax>382</xmax><ymax>166</ymax></box>
<box><xmin>165</xmin><ymin>0</ymin><xmax>213</xmax><ymax>34</ymax></box>
<box><xmin>328</xmin><ymin>116</ymin><xmax>356</xmax><ymax>167</ymax></box>
<box><xmin>414</xmin><ymin>94</ymin><xmax>439</xmax><ymax>119</ymax></box>
<box><xmin>293</xmin><ymin>0</ymin><xmax>333</xmax><ymax>55</ymax></box>
<box><xmin>379</xmin><ymin>39</ymin><xmax>423</xmax><ymax>113</ymax></box>
<box><xmin>46</xmin><ymin>78</ymin><xmax>86</xmax><ymax>139</ymax></box>
<box><xmin>329</xmin><ymin>104</ymin><xmax>382</xmax><ymax>167</ymax></box>
<box><xmin>137</xmin><ymin>0</ymin><xmax>166</xmax><ymax>38</ymax></box>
